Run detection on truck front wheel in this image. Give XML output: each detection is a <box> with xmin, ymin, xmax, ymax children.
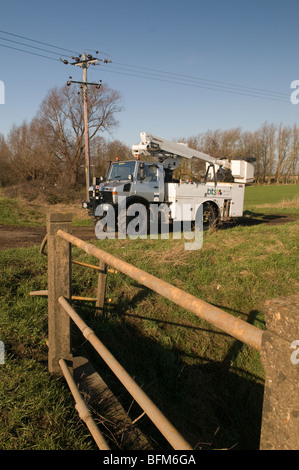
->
<box><xmin>118</xmin><ymin>203</ymin><xmax>149</xmax><ymax>238</ymax></box>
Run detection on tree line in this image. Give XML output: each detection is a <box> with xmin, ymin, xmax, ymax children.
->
<box><xmin>0</xmin><ymin>83</ymin><xmax>298</xmax><ymax>203</ymax></box>
<box><xmin>180</xmin><ymin>123</ymin><xmax>299</xmax><ymax>184</ymax></box>
<box><xmin>0</xmin><ymin>83</ymin><xmax>131</xmax><ymax>202</ymax></box>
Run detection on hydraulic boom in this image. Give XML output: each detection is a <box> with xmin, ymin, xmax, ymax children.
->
<box><xmin>132</xmin><ymin>132</ymin><xmax>254</xmax><ymax>183</ymax></box>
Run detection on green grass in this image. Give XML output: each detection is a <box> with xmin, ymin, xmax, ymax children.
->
<box><xmin>245</xmin><ymin>183</ymin><xmax>299</xmax><ymax>206</ymax></box>
<box><xmin>0</xmin><ymin>246</ymin><xmax>96</xmax><ymax>450</ymax></box>
<box><xmin>0</xmin><ymin>191</ymin><xmax>92</xmax><ymax>227</ymax></box>
<box><xmin>71</xmin><ymin>218</ymin><xmax>298</xmax><ymax>450</ymax></box>
<box><xmin>72</xmin><ymin>217</ymin><xmax>93</xmax><ymax>226</ymax></box>
<box><xmin>0</xmin><ymin>194</ymin><xmax>44</xmax><ymax>226</ymax></box>
<box><xmin>244</xmin><ymin>183</ymin><xmax>299</xmax><ymax>215</ymax></box>
<box><xmin>1</xmin><ymin>183</ymin><xmax>298</xmax><ymax>226</ymax></box>
<box><xmin>0</xmin><ymin>184</ymin><xmax>299</xmax><ymax>450</ymax></box>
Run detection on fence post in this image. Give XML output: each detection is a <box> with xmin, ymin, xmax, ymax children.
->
<box><xmin>259</xmin><ymin>294</ymin><xmax>299</xmax><ymax>450</ymax></box>
<box><xmin>96</xmin><ymin>260</ymin><xmax>107</xmax><ymax>314</ymax></box>
<box><xmin>47</xmin><ymin>212</ymin><xmax>73</xmax><ymax>374</ymax></box>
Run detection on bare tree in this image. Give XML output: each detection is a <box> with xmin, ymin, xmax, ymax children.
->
<box><xmin>36</xmin><ymin>83</ymin><xmax>122</xmax><ymax>186</ymax></box>
<box><xmin>91</xmin><ymin>137</ymin><xmax>131</xmax><ymax>178</ymax></box>
<box><xmin>220</xmin><ymin>127</ymin><xmax>242</xmax><ymax>159</ymax></box>
<box><xmin>0</xmin><ymin>133</ymin><xmax>13</xmax><ymax>186</ymax></box>
<box><xmin>276</xmin><ymin>124</ymin><xmax>291</xmax><ymax>183</ymax></box>
<box><xmin>7</xmin><ymin>120</ymin><xmax>54</xmax><ymax>182</ymax></box>
<box><xmin>196</xmin><ymin>129</ymin><xmax>222</xmax><ymax>156</ymax></box>
<box><xmin>185</xmin><ymin>123</ymin><xmax>299</xmax><ymax>184</ymax></box>
<box><xmin>285</xmin><ymin>124</ymin><xmax>299</xmax><ymax>182</ymax></box>
<box><xmin>267</xmin><ymin>123</ymin><xmax>276</xmax><ymax>183</ymax></box>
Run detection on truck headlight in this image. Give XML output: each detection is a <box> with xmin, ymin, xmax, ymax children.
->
<box><xmin>82</xmin><ymin>202</ymin><xmax>88</xmax><ymax>209</ymax></box>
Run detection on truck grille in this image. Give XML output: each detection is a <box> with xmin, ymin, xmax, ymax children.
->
<box><xmin>100</xmin><ymin>191</ymin><xmax>113</xmax><ymax>203</ymax></box>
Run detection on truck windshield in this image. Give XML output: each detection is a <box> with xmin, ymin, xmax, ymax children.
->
<box><xmin>107</xmin><ymin>161</ymin><xmax>136</xmax><ymax>181</ymax></box>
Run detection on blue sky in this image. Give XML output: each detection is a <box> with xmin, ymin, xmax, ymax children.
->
<box><xmin>0</xmin><ymin>0</ymin><xmax>298</xmax><ymax>147</ymax></box>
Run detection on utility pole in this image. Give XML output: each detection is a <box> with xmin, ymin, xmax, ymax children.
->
<box><xmin>62</xmin><ymin>52</ymin><xmax>110</xmax><ymax>201</ymax></box>
<box><xmin>82</xmin><ymin>52</ymin><xmax>91</xmax><ymax>201</ymax></box>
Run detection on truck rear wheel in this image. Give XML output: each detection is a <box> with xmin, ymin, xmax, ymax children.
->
<box><xmin>202</xmin><ymin>202</ymin><xmax>218</xmax><ymax>230</ymax></box>
<box><xmin>194</xmin><ymin>202</ymin><xmax>218</xmax><ymax>231</ymax></box>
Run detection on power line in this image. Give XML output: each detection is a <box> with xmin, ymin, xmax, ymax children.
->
<box><xmin>110</xmin><ymin>61</ymin><xmax>289</xmax><ymax>100</ymax></box>
<box><xmin>0</xmin><ymin>29</ymin><xmax>290</xmax><ymax>103</ymax></box>
<box><xmin>94</xmin><ymin>63</ymin><xmax>290</xmax><ymax>103</ymax></box>
<box><xmin>0</xmin><ymin>29</ymin><xmax>79</xmax><ymax>55</ymax></box>
<box><xmin>0</xmin><ymin>36</ymin><xmax>70</xmax><ymax>58</ymax></box>
<box><xmin>0</xmin><ymin>42</ymin><xmax>60</xmax><ymax>61</ymax></box>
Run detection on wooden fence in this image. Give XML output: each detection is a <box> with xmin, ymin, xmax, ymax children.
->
<box><xmin>31</xmin><ymin>212</ymin><xmax>299</xmax><ymax>450</ymax></box>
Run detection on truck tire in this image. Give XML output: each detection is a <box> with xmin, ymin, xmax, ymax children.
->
<box><xmin>94</xmin><ymin>214</ymin><xmax>116</xmax><ymax>239</ymax></box>
<box><xmin>202</xmin><ymin>202</ymin><xmax>218</xmax><ymax>230</ymax></box>
<box><xmin>118</xmin><ymin>202</ymin><xmax>149</xmax><ymax>238</ymax></box>
<box><xmin>195</xmin><ymin>202</ymin><xmax>218</xmax><ymax>231</ymax></box>
<box><xmin>92</xmin><ymin>216</ymin><xmax>105</xmax><ymax>228</ymax></box>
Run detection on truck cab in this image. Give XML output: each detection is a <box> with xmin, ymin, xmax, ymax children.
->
<box><xmin>82</xmin><ymin>159</ymin><xmax>165</xmax><ymax>219</ymax></box>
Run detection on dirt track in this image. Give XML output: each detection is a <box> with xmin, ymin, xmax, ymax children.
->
<box><xmin>0</xmin><ymin>225</ymin><xmax>97</xmax><ymax>251</ymax></box>
<box><xmin>0</xmin><ymin>213</ymin><xmax>296</xmax><ymax>251</ymax></box>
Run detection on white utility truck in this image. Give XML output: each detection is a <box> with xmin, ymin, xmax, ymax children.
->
<box><xmin>82</xmin><ymin>132</ymin><xmax>255</xmax><ymax>233</ymax></box>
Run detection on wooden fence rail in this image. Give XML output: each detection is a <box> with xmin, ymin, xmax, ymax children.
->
<box><xmin>32</xmin><ymin>212</ymin><xmax>299</xmax><ymax>450</ymax></box>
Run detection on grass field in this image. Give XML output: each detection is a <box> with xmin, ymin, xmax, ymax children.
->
<box><xmin>0</xmin><ymin>189</ymin><xmax>92</xmax><ymax>227</ymax></box>
<box><xmin>244</xmin><ymin>183</ymin><xmax>299</xmax><ymax>215</ymax></box>
<box><xmin>0</xmin><ymin>183</ymin><xmax>298</xmax><ymax>450</ymax></box>
<box><xmin>1</xmin><ymin>183</ymin><xmax>299</xmax><ymax>227</ymax></box>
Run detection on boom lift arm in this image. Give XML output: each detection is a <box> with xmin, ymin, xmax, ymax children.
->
<box><xmin>132</xmin><ymin>132</ymin><xmax>254</xmax><ymax>183</ymax></box>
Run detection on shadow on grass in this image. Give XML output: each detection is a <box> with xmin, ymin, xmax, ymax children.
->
<box><xmin>71</xmin><ymin>298</ymin><xmax>264</xmax><ymax>451</ymax></box>
<box><xmin>221</xmin><ymin>211</ymin><xmax>293</xmax><ymax>229</ymax></box>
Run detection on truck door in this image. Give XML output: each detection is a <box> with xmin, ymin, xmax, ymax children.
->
<box><xmin>133</xmin><ymin>163</ymin><xmax>164</xmax><ymax>202</ymax></box>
